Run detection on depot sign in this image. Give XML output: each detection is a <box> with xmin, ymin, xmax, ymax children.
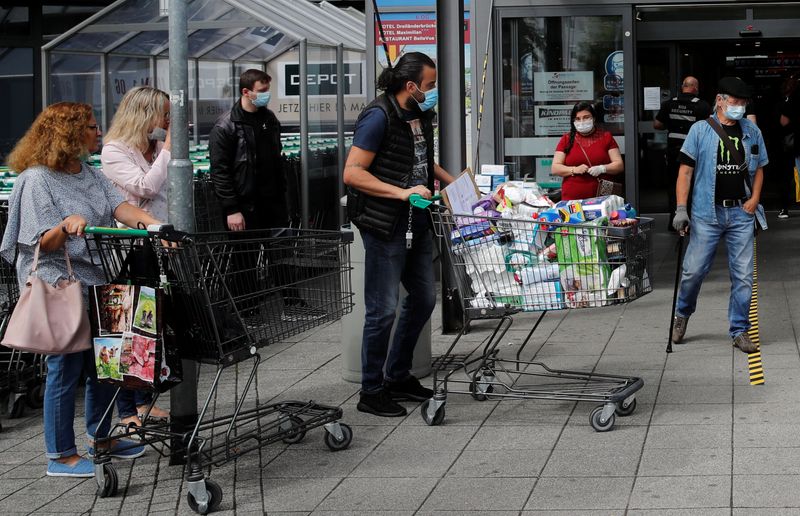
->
<box><xmin>282</xmin><ymin>62</ymin><xmax>364</xmax><ymax>97</ymax></box>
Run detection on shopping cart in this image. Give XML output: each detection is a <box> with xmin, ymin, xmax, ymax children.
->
<box><xmin>85</xmin><ymin>225</ymin><xmax>355</xmax><ymax>514</ymax></box>
<box><xmin>410</xmin><ymin>195</ymin><xmax>651</xmax><ymax>432</ymax></box>
<box><xmin>193</xmin><ymin>170</ymin><xmax>224</xmax><ymax>233</ymax></box>
<box><xmin>0</xmin><ymin>201</ymin><xmax>46</xmax><ymax>425</ymax></box>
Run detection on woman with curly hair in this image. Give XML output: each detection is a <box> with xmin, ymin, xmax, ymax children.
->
<box><xmin>101</xmin><ymin>86</ymin><xmax>171</xmax><ymax>427</ymax></box>
<box><xmin>1</xmin><ymin>102</ymin><xmax>161</xmax><ymax>477</ymax></box>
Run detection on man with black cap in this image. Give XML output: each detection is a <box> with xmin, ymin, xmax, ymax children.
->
<box><xmin>654</xmin><ymin>76</ymin><xmax>712</xmax><ymax>228</ymax></box>
<box><xmin>670</xmin><ymin>77</ymin><xmax>768</xmax><ymax>354</ymax></box>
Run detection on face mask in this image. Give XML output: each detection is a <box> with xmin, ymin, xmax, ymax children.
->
<box><xmin>724</xmin><ymin>104</ymin><xmax>746</xmax><ymax>121</ymax></box>
<box><xmin>413</xmin><ymin>85</ymin><xmax>438</xmax><ymax>112</ymax></box>
<box><xmin>574</xmin><ymin>119</ymin><xmax>594</xmax><ymax>134</ymax></box>
<box><xmin>250</xmin><ymin>91</ymin><xmax>271</xmax><ymax>108</ymax></box>
<box><xmin>148</xmin><ymin>126</ymin><xmax>168</xmax><ymax>141</ymax></box>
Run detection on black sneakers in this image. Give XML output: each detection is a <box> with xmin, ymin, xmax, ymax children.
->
<box><xmin>385</xmin><ymin>376</ymin><xmax>433</xmax><ymax>402</ymax></box>
<box><xmin>357</xmin><ymin>390</ymin><xmax>407</xmax><ymax>417</ymax></box>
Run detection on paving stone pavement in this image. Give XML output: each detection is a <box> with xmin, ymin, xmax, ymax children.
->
<box><xmin>1</xmin><ymin>213</ymin><xmax>800</xmax><ymax>515</ymax></box>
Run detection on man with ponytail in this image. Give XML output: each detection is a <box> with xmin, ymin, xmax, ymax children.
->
<box><xmin>344</xmin><ymin>52</ymin><xmax>453</xmax><ymax>417</ymax></box>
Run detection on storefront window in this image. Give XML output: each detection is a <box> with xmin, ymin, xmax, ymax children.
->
<box><xmin>0</xmin><ymin>48</ymin><xmax>34</xmax><ymax>158</ymax></box>
<box><xmin>501</xmin><ymin>15</ymin><xmax>623</xmax><ymax>186</ymax></box>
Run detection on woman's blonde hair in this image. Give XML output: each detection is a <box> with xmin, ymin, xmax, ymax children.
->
<box><xmin>105</xmin><ymin>86</ymin><xmax>169</xmax><ymax>152</ymax></box>
<box><xmin>6</xmin><ymin>102</ymin><xmax>94</xmax><ymax>173</ymax></box>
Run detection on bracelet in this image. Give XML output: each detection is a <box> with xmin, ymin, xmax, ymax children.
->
<box><xmin>571</xmin><ymin>167</ymin><xmax>575</xmax><ymax>176</ymax></box>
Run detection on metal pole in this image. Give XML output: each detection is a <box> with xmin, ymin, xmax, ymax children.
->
<box><xmin>166</xmin><ymin>0</ymin><xmax>197</xmax><ymax>465</ymax></box>
<box><xmin>299</xmin><ymin>39</ymin><xmax>310</xmax><ymax>228</ymax></box>
<box><xmin>336</xmin><ymin>43</ymin><xmax>346</xmax><ymax>227</ymax></box>
<box><xmin>365</xmin><ymin>0</ymin><xmax>376</xmax><ymax>101</ymax></box>
<box><xmin>437</xmin><ymin>0</ymin><xmax>466</xmax><ymax>334</ymax></box>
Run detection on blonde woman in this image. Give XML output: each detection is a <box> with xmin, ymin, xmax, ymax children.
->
<box><xmin>1</xmin><ymin>102</ymin><xmax>161</xmax><ymax>477</ymax></box>
<box><xmin>101</xmin><ymin>86</ymin><xmax>171</xmax><ymax>427</ymax></box>
<box><xmin>102</xmin><ymin>86</ymin><xmax>171</xmax><ymax>221</ymax></box>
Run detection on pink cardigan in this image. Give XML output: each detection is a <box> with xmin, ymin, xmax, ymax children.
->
<box><xmin>100</xmin><ymin>140</ymin><xmax>170</xmax><ymax>222</ymax></box>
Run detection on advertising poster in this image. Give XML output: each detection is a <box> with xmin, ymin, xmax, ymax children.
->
<box><xmin>94</xmin><ymin>337</ymin><xmax>124</xmax><ymax>380</ymax></box>
<box><xmin>133</xmin><ymin>286</ymin><xmax>157</xmax><ymax>336</ymax></box>
<box><xmin>533</xmin><ymin>71</ymin><xmax>594</xmax><ymax>102</ymax></box>
<box><xmin>90</xmin><ymin>284</ymin><xmax>164</xmax><ymax>388</ymax></box>
<box><xmin>534</xmin><ymin>105</ymin><xmax>573</xmax><ymax>136</ymax></box>
<box><xmin>94</xmin><ymin>284</ymin><xmax>135</xmax><ymax>335</ymax></box>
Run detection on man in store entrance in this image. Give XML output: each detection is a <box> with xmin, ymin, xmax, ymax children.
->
<box><xmin>655</xmin><ymin>76</ymin><xmax>712</xmax><ymax>229</ymax></box>
<box><xmin>344</xmin><ymin>52</ymin><xmax>453</xmax><ymax>417</ymax></box>
<box><xmin>671</xmin><ymin>76</ymin><xmax>768</xmax><ymax>353</ymax></box>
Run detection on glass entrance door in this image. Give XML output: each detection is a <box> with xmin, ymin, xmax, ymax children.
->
<box><xmin>496</xmin><ymin>6</ymin><xmax>635</xmax><ymax>200</ymax></box>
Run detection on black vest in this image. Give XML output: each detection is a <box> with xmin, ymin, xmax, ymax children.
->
<box><xmin>347</xmin><ymin>94</ymin><xmax>436</xmax><ymax>240</ymax></box>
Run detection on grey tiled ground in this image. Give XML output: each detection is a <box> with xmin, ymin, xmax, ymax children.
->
<box><xmin>2</xmin><ymin>213</ymin><xmax>800</xmax><ymax>514</ymax></box>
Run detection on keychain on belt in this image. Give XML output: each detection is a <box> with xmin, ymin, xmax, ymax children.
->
<box><xmin>405</xmin><ymin>204</ymin><xmax>414</xmax><ymax>249</ymax></box>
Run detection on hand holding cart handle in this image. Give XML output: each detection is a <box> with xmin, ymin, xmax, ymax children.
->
<box><xmin>409</xmin><ymin>193</ymin><xmax>443</xmax><ymax>210</ymax></box>
<box><xmin>84</xmin><ymin>224</ymin><xmax>189</xmax><ymax>243</ymax></box>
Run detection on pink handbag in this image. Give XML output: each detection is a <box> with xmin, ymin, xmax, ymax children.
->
<box><xmin>1</xmin><ymin>244</ymin><xmax>91</xmax><ymax>354</ymax></box>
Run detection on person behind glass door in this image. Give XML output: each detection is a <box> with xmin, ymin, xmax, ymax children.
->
<box><xmin>654</xmin><ymin>76</ymin><xmax>712</xmax><ymax>230</ymax></box>
<box><xmin>101</xmin><ymin>86</ymin><xmax>172</xmax><ymax>428</ymax></box>
<box><xmin>549</xmin><ymin>101</ymin><xmax>624</xmax><ymax>201</ymax></box>
<box><xmin>779</xmin><ymin>72</ymin><xmax>800</xmax><ymax>219</ymax></box>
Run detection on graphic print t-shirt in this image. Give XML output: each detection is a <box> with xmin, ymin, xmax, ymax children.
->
<box><xmin>713</xmin><ymin>123</ymin><xmax>746</xmax><ymax>202</ymax></box>
<box><xmin>407</xmin><ymin>118</ymin><xmax>428</xmax><ymax>186</ymax></box>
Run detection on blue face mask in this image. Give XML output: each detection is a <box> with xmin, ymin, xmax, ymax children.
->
<box><xmin>250</xmin><ymin>91</ymin><xmax>271</xmax><ymax>108</ymax></box>
<box><xmin>414</xmin><ymin>86</ymin><xmax>438</xmax><ymax>112</ymax></box>
<box><xmin>724</xmin><ymin>104</ymin><xmax>746</xmax><ymax>121</ymax></box>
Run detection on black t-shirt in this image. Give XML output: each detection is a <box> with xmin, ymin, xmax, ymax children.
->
<box><xmin>781</xmin><ymin>92</ymin><xmax>800</xmax><ymax>156</ymax></box>
<box><xmin>679</xmin><ymin>122</ymin><xmax>746</xmax><ymax>202</ymax></box>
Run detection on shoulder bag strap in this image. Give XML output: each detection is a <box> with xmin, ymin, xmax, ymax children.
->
<box><xmin>706</xmin><ymin>117</ymin><xmax>752</xmax><ymax>191</ymax></box>
<box><xmin>29</xmin><ymin>241</ymin><xmax>74</xmax><ymax>280</ymax></box>
<box><xmin>575</xmin><ymin>141</ymin><xmax>593</xmax><ymax>167</ymax></box>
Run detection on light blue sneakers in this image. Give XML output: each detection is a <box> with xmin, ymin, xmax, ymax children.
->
<box><xmin>47</xmin><ymin>458</ymin><xmax>94</xmax><ymax>477</ymax></box>
<box><xmin>88</xmin><ymin>439</ymin><xmax>146</xmax><ymax>460</ymax></box>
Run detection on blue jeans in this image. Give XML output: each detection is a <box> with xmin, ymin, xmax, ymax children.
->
<box><xmin>44</xmin><ymin>350</ymin><xmax>115</xmax><ymax>459</ymax></box>
<box><xmin>360</xmin><ymin>227</ymin><xmax>436</xmax><ymax>393</ymax></box>
<box><xmin>677</xmin><ymin>205</ymin><xmax>754</xmax><ymax>338</ymax></box>
<box><xmin>116</xmin><ymin>389</ymin><xmax>153</xmax><ymax>419</ymax></box>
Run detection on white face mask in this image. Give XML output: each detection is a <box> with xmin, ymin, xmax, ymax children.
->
<box><xmin>148</xmin><ymin>126</ymin><xmax>168</xmax><ymax>141</ymax></box>
<box><xmin>574</xmin><ymin>119</ymin><xmax>594</xmax><ymax>134</ymax></box>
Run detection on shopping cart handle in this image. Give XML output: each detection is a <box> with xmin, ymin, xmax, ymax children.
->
<box><xmin>84</xmin><ymin>224</ymin><xmax>189</xmax><ymax>242</ymax></box>
<box><xmin>409</xmin><ymin>193</ymin><xmax>443</xmax><ymax>209</ymax></box>
<box><xmin>84</xmin><ymin>226</ymin><xmax>150</xmax><ymax>237</ymax></box>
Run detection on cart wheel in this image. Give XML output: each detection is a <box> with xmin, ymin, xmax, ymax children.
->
<box><xmin>281</xmin><ymin>415</ymin><xmax>306</xmax><ymax>445</ymax></box>
<box><xmin>470</xmin><ymin>381</ymin><xmax>494</xmax><ymax>402</ymax></box>
<box><xmin>9</xmin><ymin>397</ymin><xmax>25</xmax><ymax>419</ymax></box>
<box><xmin>187</xmin><ymin>478</ymin><xmax>223</xmax><ymax>514</ymax></box>
<box><xmin>420</xmin><ymin>399</ymin><xmax>445</xmax><ymax>426</ymax></box>
<box><xmin>26</xmin><ymin>384</ymin><xmax>44</xmax><ymax>409</ymax></box>
<box><xmin>589</xmin><ymin>405</ymin><xmax>615</xmax><ymax>432</ymax></box>
<box><xmin>324</xmin><ymin>423</ymin><xmax>353</xmax><ymax>451</ymax></box>
<box><xmin>615</xmin><ymin>399</ymin><xmax>637</xmax><ymax>417</ymax></box>
<box><xmin>97</xmin><ymin>463</ymin><xmax>118</xmax><ymax>498</ymax></box>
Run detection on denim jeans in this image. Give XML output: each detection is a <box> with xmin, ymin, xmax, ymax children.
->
<box><xmin>116</xmin><ymin>389</ymin><xmax>153</xmax><ymax>419</ymax></box>
<box><xmin>360</xmin><ymin>227</ymin><xmax>436</xmax><ymax>393</ymax></box>
<box><xmin>676</xmin><ymin>205</ymin><xmax>754</xmax><ymax>338</ymax></box>
<box><xmin>44</xmin><ymin>349</ymin><xmax>115</xmax><ymax>459</ymax></box>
